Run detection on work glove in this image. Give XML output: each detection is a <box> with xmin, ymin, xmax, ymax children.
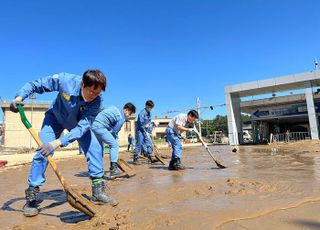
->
<box><xmin>145</xmin><ymin>132</ymin><xmax>152</xmax><ymax>139</ymax></box>
<box><xmin>9</xmin><ymin>100</ymin><xmax>24</xmax><ymax>113</ymax></box>
<box><xmin>203</xmin><ymin>143</ymin><xmax>208</xmax><ymax>149</ymax></box>
<box><xmin>37</xmin><ymin>140</ymin><xmax>61</xmax><ymax>157</ymax></box>
<box><xmin>188</xmin><ymin>128</ymin><xmax>196</xmax><ymax>133</ymax></box>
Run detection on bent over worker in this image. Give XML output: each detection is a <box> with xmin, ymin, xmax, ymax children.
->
<box><xmin>10</xmin><ymin>70</ymin><xmax>117</xmax><ymax>217</ymax></box>
<box><xmin>166</xmin><ymin>110</ymin><xmax>199</xmax><ymax>170</ymax></box>
<box><xmin>91</xmin><ymin>103</ymin><xmax>136</xmax><ymax>178</ymax></box>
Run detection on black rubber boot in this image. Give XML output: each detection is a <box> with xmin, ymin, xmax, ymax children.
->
<box><xmin>176</xmin><ymin>158</ymin><xmax>186</xmax><ymax>170</ymax></box>
<box><xmin>110</xmin><ymin>162</ymin><xmax>123</xmax><ymax>177</ymax></box>
<box><xmin>147</xmin><ymin>154</ymin><xmax>158</xmax><ymax>164</ymax></box>
<box><xmin>23</xmin><ymin>186</ymin><xmax>40</xmax><ymax>217</ymax></box>
<box><xmin>168</xmin><ymin>158</ymin><xmax>177</xmax><ymax>170</ymax></box>
<box><xmin>168</xmin><ymin>158</ymin><xmax>186</xmax><ymax>170</ymax></box>
<box><xmin>133</xmin><ymin>155</ymin><xmax>140</xmax><ymax>165</ymax></box>
<box><xmin>92</xmin><ymin>180</ymin><xmax>118</xmax><ymax>206</ymax></box>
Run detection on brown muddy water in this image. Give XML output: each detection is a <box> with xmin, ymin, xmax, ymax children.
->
<box><xmin>1</xmin><ymin>143</ymin><xmax>320</xmax><ymax>229</ymax></box>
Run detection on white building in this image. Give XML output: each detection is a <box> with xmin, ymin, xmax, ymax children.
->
<box><xmin>225</xmin><ymin>70</ymin><xmax>320</xmax><ymax>145</ymax></box>
<box><xmin>151</xmin><ymin>116</ymin><xmax>171</xmax><ymax>138</ymax></box>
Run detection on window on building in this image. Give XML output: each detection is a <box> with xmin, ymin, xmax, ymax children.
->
<box><xmin>158</xmin><ymin>122</ymin><xmax>169</xmax><ymax>127</ymax></box>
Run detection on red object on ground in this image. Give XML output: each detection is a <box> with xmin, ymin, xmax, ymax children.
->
<box><xmin>0</xmin><ymin>160</ymin><xmax>8</xmax><ymax>168</ymax></box>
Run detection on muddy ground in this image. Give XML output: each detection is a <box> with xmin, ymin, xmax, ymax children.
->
<box><xmin>1</xmin><ymin>141</ymin><xmax>320</xmax><ymax>229</ymax></box>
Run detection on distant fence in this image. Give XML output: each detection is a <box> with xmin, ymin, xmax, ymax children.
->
<box><xmin>270</xmin><ymin>132</ymin><xmax>310</xmax><ymax>143</ymax></box>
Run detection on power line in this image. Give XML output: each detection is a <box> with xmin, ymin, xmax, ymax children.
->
<box><xmin>162</xmin><ymin>103</ymin><xmax>226</xmax><ymax>115</ymax></box>
<box><xmin>162</xmin><ymin>98</ymin><xmax>226</xmax><ymax>137</ymax></box>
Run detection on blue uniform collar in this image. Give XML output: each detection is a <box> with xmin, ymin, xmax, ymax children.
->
<box><xmin>144</xmin><ymin>108</ymin><xmax>150</xmax><ymax>115</ymax></box>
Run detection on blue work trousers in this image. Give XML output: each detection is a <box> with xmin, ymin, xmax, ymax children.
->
<box><xmin>28</xmin><ymin>111</ymin><xmax>104</xmax><ymax>187</ymax></box>
<box><xmin>91</xmin><ymin>123</ymin><xmax>119</xmax><ymax>163</ymax></box>
<box><xmin>166</xmin><ymin>127</ymin><xmax>183</xmax><ymax>159</ymax></box>
<box><xmin>133</xmin><ymin>128</ymin><xmax>152</xmax><ymax>156</ymax></box>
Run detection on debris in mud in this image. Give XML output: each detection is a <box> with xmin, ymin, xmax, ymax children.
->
<box><xmin>168</xmin><ymin>183</ymin><xmax>216</xmax><ymax>199</ymax></box>
<box><xmin>81</xmin><ymin>207</ymin><xmax>133</xmax><ymax>230</ymax></box>
<box><xmin>193</xmin><ymin>184</ymin><xmax>215</xmax><ymax>196</ymax></box>
<box><xmin>145</xmin><ymin>214</ymin><xmax>177</xmax><ymax>229</ymax></box>
<box><xmin>114</xmin><ymin>209</ymin><xmax>133</xmax><ymax>229</ymax></box>
<box><xmin>225</xmin><ymin>178</ymin><xmax>277</xmax><ymax>195</ymax></box>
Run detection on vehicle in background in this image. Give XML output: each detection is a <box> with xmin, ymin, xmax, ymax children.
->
<box><xmin>208</xmin><ymin>131</ymin><xmax>223</xmax><ymax>143</ymax></box>
<box><xmin>185</xmin><ymin>135</ymin><xmax>198</xmax><ymax>143</ymax></box>
<box><xmin>243</xmin><ymin>130</ymin><xmax>253</xmax><ymax>142</ymax></box>
<box><xmin>207</xmin><ymin>131</ymin><xmax>229</xmax><ymax>144</ymax></box>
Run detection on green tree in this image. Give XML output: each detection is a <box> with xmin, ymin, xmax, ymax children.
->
<box><xmin>212</xmin><ymin>115</ymin><xmax>228</xmax><ymax>134</ymax></box>
<box><xmin>241</xmin><ymin>114</ymin><xmax>251</xmax><ymax>121</ymax></box>
<box><xmin>201</xmin><ymin>115</ymin><xmax>228</xmax><ymax>136</ymax></box>
<box><xmin>201</xmin><ymin>113</ymin><xmax>250</xmax><ymax>137</ymax></box>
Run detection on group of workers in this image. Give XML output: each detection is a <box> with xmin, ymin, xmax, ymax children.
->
<box><xmin>9</xmin><ymin>69</ymin><xmax>199</xmax><ymax>217</ymax></box>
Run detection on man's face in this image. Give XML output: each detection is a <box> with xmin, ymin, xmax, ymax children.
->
<box><xmin>146</xmin><ymin>106</ymin><xmax>153</xmax><ymax>112</ymax></box>
<box><xmin>124</xmin><ymin>109</ymin><xmax>132</xmax><ymax>119</ymax></box>
<box><xmin>187</xmin><ymin>115</ymin><xmax>196</xmax><ymax>123</ymax></box>
<box><xmin>81</xmin><ymin>82</ymin><xmax>102</xmax><ymax>102</ymax></box>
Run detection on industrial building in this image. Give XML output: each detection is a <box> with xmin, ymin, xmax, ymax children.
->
<box><xmin>225</xmin><ymin>70</ymin><xmax>320</xmax><ymax>145</ymax></box>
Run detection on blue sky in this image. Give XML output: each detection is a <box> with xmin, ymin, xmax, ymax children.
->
<box><xmin>1</xmin><ymin>0</ymin><xmax>320</xmax><ymax>121</ymax></box>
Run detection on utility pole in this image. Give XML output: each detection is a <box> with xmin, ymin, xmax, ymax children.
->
<box><xmin>196</xmin><ymin>97</ymin><xmax>202</xmax><ymax>137</ymax></box>
<box><xmin>314</xmin><ymin>58</ymin><xmax>319</xmax><ymax>71</ymax></box>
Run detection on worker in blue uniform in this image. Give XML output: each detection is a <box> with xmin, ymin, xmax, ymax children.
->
<box><xmin>127</xmin><ymin>134</ymin><xmax>134</xmax><ymax>152</ymax></box>
<box><xmin>141</xmin><ymin>122</ymin><xmax>155</xmax><ymax>157</ymax></box>
<box><xmin>10</xmin><ymin>70</ymin><xmax>118</xmax><ymax>217</ymax></box>
<box><xmin>91</xmin><ymin>103</ymin><xmax>136</xmax><ymax>178</ymax></box>
<box><xmin>133</xmin><ymin>100</ymin><xmax>156</xmax><ymax>164</ymax></box>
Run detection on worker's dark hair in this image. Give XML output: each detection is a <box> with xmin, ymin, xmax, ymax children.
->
<box><xmin>124</xmin><ymin>102</ymin><xmax>136</xmax><ymax>113</ymax></box>
<box><xmin>145</xmin><ymin>100</ymin><xmax>154</xmax><ymax>108</ymax></box>
<box><xmin>188</xmin><ymin>110</ymin><xmax>199</xmax><ymax>119</ymax></box>
<box><xmin>82</xmin><ymin>69</ymin><xmax>107</xmax><ymax>91</ymax></box>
